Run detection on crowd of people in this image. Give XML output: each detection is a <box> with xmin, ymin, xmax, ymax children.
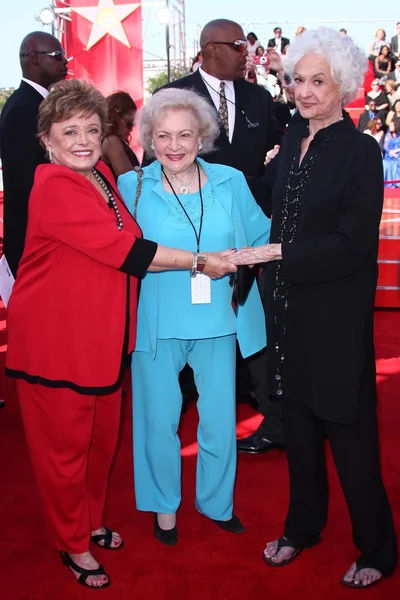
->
<box><xmin>0</xmin><ymin>18</ymin><xmax>398</xmax><ymax>594</ymax></box>
<box><xmin>351</xmin><ymin>23</ymin><xmax>400</xmax><ymax>185</ymax></box>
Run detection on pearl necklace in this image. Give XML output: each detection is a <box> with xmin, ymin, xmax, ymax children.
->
<box><xmin>91</xmin><ymin>168</ymin><xmax>124</xmax><ymax>230</ymax></box>
<box><xmin>162</xmin><ymin>164</ymin><xmax>197</xmax><ymax>195</ymax></box>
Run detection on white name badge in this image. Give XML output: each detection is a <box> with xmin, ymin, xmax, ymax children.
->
<box><xmin>0</xmin><ymin>255</ymin><xmax>15</xmax><ymax>308</ymax></box>
<box><xmin>191</xmin><ymin>273</ymin><xmax>211</xmax><ymax>304</ymax></box>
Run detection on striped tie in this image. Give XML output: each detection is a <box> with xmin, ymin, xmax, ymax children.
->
<box><xmin>219</xmin><ymin>82</ymin><xmax>229</xmax><ymax>138</ymax></box>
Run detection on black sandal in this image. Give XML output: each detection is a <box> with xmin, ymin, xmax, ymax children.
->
<box><xmin>60</xmin><ymin>551</ymin><xmax>111</xmax><ymax>589</ymax></box>
<box><xmin>263</xmin><ymin>536</ymin><xmax>303</xmax><ymax>567</ymax></box>
<box><xmin>340</xmin><ymin>560</ymin><xmax>382</xmax><ymax>589</ymax></box>
<box><xmin>91</xmin><ymin>527</ymin><xmax>124</xmax><ymax>550</ymax></box>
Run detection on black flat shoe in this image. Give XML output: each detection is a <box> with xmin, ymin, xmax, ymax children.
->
<box><xmin>212</xmin><ymin>514</ymin><xmax>245</xmax><ymax>533</ymax></box>
<box><xmin>237</xmin><ymin>433</ymin><xmax>285</xmax><ymax>454</ymax></box>
<box><xmin>91</xmin><ymin>527</ymin><xmax>124</xmax><ymax>550</ymax></box>
<box><xmin>60</xmin><ymin>552</ymin><xmax>111</xmax><ymax>589</ymax></box>
<box><xmin>154</xmin><ymin>514</ymin><xmax>178</xmax><ymax>546</ymax></box>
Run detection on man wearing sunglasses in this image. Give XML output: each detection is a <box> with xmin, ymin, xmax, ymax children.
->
<box><xmin>153</xmin><ymin>19</ymin><xmax>285</xmax><ymax>458</ymax></box>
<box><xmin>0</xmin><ymin>31</ymin><xmax>68</xmax><ymax>276</ymax></box>
<box><xmin>158</xmin><ymin>18</ymin><xmax>283</xmax><ymax>178</ymax></box>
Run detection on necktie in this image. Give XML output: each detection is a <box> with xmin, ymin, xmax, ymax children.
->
<box><xmin>219</xmin><ymin>82</ymin><xmax>229</xmax><ymax>138</ymax></box>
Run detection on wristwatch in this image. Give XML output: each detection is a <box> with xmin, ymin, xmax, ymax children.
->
<box><xmin>197</xmin><ymin>255</ymin><xmax>208</xmax><ymax>273</ymax></box>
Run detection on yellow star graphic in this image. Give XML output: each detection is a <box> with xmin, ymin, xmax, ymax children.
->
<box><xmin>72</xmin><ymin>0</ymin><xmax>141</xmax><ymax>50</ymax></box>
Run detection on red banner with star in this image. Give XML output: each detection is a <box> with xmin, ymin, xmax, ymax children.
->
<box><xmin>58</xmin><ymin>0</ymin><xmax>143</xmax><ymax>118</ymax></box>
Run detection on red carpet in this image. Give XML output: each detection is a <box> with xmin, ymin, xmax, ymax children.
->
<box><xmin>1</xmin><ymin>308</ymin><xmax>400</xmax><ymax>600</ymax></box>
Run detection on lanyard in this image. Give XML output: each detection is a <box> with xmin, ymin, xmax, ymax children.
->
<box><xmin>162</xmin><ymin>161</ymin><xmax>204</xmax><ymax>253</ymax></box>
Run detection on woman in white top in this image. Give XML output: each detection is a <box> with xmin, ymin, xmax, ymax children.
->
<box><xmin>363</xmin><ymin>117</ymin><xmax>384</xmax><ymax>151</ymax></box>
<box><xmin>384</xmin><ymin>80</ymin><xmax>400</xmax><ymax>106</ymax></box>
<box><xmin>368</xmin><ymin>28</ymin><xmax>387</xmax><ymax>58</ymax></box>
<box><xmin>246</xmin><ymin>32</ymin><xmax>261</xmax><ymax>55</ymax></box>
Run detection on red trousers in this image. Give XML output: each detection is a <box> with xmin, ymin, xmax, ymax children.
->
<box><xmin>16</xmin><ymin>381</ymin><xmax>122</xmax><ymax>553</ymax></box>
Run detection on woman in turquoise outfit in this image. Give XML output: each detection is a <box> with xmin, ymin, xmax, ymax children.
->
<box><xmin>118</xmin><ymin>88</ymin><xmax>270</xmax><ymax>545</ymax></box>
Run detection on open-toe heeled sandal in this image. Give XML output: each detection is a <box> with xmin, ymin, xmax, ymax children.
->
<box><xmin>91</xmin><ymin>527</ymin><xmax>124</xmax><ymax>550</ymax></box>
<box><xmin>60</xmin><ymin>551</ymin><xmax>111</xmax><ymax>589</ymax></box>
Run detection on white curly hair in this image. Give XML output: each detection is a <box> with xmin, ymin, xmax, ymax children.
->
<box><xmin>283</xmin><ymin>27</ymin><xmax>368</xmax><ymax>106</ymax></box>
<box><xmin>139</xmin><ymin>88</ymin><xmax>220</xmax><ymax>157</ymax></box>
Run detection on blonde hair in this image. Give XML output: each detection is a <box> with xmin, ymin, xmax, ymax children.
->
<box><xmin>375</xmin><ymin>28</ymin><xmax>386</xmax><ymax>38</ymax></box>
<box><xmin>38</xmin><ymin>79</ymin><xmax>109</xmax><ymax>139</ymax></box>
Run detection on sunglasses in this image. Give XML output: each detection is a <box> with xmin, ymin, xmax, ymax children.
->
<box><xmin>118</xmin><ymin>112</ymin><xmax>135</xmax><ymax>129</ymax></box>
<box><xmin>21</xmin><ymin>50</ymin><xmax>66</xmax><ymax>61</ymax></box>
<box><xmin>211</xmin><ymin>40</ymin><xmax>247</xmax><ymax>52</ymax></box>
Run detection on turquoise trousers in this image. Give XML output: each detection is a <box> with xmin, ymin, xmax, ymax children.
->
<box><xmin>132</xmin><ymin>334</ymin><xmax>237</xmax><ymax>520</ymax></box>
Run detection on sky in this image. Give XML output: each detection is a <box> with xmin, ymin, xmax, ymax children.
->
<box><xmin>0</xmin><ymin>1</ymin><xmax>399</xmax><ymax>88</ymax></box>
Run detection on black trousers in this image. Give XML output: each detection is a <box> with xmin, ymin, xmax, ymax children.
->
<box><xmin>281</xmin><ymin>394</ymin><xmax>397</xmax><ymax>576</ymax></box>
<box><xmin>246</xmin><ymin>350</ymin><xmax>285</xmax><ymax>445</ymax></box>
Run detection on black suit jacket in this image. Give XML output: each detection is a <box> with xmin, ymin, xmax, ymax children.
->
<box><xmin>267</xmin><ymin>37</ymin><xmax>290</xmax><ymax>53</ymax></box>
<box><xmin>262</xmin><ymin>113</ymin><xmax>383</xmax><ymax>423</ymax></box>
<box><xmin>391</xmin><ymin>34</ymin><xmax>399</xmax><ymax>55</ymax></box>
<box><xmin>0</xmin><ymin>81</ymin><xmax>46</xmax><ymax>275</ymax></box>
<box><xmin>156</xmin><ymin>70</ymin><xmax>283</xmax><ymax>178</ymax></box>
<box><xmin>387</xmin><ymin>68</ymin><xmax>400</xmax><ymax>82</ymax></box>
<box><xmin>357</xmin><ymin>110</ymin><xmax>384</xmax><ymax>132</ymax></box>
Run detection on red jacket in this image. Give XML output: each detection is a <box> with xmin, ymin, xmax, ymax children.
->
<box><xmin>6</xmin><ymin>161</ymin><xmax>157</xmax><ymax>394</ymax></box>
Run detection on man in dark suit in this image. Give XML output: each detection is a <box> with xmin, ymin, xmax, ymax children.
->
<box><xmin>357</xmin><ymin>100</ymin><xmax>384</xmax><ymax>132</ymax></box>
<box><xmin>159</xmin><ymin>19</ymin><xmax>285</xmax><ymax>455</ymax></box>
<box><xmin>162</xmin><ymin>20</ymin><xmax>283</xmax><ymax>179</ymax></box>
<box><xmin>0</xmin><ymin>31</ymin><xmax>68</xmax><ymax>276</ymax></box>
<box><xmin>390</xmin><ymin>22</ymin><xmax>400</xmax><ymax>57</ymax></box>
<box><xmin>267</xmin><ymin>27</ymin><xmax>290</xmax><ymax>55</ymax></box>
<box><xmin>388</xmin><ymin>59</ymin><xmax>400</xmax><ymax>83</ymax></box>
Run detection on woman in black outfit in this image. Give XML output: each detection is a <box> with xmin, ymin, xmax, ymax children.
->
<box><xmin>102</xmin><ymin>91</ymin><xmax>139</xmax><ymax>180</ymax></box>
<box><xmin>232</xmin><ymin>27</ymin><xmax>397</xmax><ymax>590</ymax></box>
<box><xmin>374</xmin><ymin>45</ymin><xmax>392</xmax><ymax>80</ymax></box>
<box><xmin>365</xmin><ymin>79</ymin><xmax>389</xmax><ymax>112</ymax></box>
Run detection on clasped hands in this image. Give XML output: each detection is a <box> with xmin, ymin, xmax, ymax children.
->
<box><xmin>201</xmin><ymin>244</ymin><xmax>282</xmax><ymax>279</ymax></box>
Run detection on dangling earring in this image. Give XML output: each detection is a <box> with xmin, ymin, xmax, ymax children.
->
<box><xmin>198</xmin><ymin>142</ymin><xmax>203</xmax><ymax>150</ymax></box>
<box><xmin>48</xmin><ymin>146</ymin><xmax>53</xmax><ymax>163</ymax></box>
<box><xmin>150</xmin><ymin>143</ymin><xmax>154</xmax><ymax>150</ymax></box>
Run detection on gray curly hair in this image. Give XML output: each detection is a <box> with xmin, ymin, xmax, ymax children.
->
<box><xmin>139</xmin><ymin>88</ymin><xmax>220</xmax><ymax>157</ymax></box>
<box><xmin>283</xmin><ymin>27</ymin><xmax>368</xmax><ymax>106</ymax></box>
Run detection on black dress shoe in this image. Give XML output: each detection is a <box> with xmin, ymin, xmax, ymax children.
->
<box><xmin>212</xmin><ymin>514</ymin><xmax>245</xmax><ymax>533</ymax></box>
<box><xmin>154</xmin><ymin>514</ymin><xmax>178</xmax><ymax>546</ymax></box>
<box><xmin>0</xmin><ymin>400</ymin><xmax>5</xmax><ymax>409</ymax></box>
<box><xmin>237</xmin><ymin>433</ymin><xmax>285</xmax><ymax>454</ymax></box>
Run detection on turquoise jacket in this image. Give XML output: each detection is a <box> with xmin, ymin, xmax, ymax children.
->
<box><xmin>118</xmin><ymin>158</ymin><xmax>270</xmax><ymax>359</ymax></box>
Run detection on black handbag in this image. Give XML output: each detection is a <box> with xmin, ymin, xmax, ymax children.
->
<box><xmin>230</xmin><ymin>265</ymin><xmax>258</xmax><ymax>306</ymax></box>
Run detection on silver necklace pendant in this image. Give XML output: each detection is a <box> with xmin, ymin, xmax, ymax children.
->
<box><xmin>163</xmin><ymin>164</ymin><xmax>197</xmax><ymax>194</ymax></box>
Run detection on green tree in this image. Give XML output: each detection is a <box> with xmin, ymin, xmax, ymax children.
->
<box><xmin>0</xmin><ymin>89</ymin><xmax>13</xmax><ymax>112</ymax></box>
<box><xmin>145</xmin><ymin>68</ymin><xmax>187</xmax><ymax>95</ymax></box>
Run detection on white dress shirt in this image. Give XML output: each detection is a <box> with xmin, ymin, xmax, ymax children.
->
<box><xmin>199</xmin><ymin>67</ymin><xmax>235</xmax><ymax>142</ymax></box>
<box><xmin>274</xmin><ymin>37</ymin><xmax>282</xmax><ymax>55</ymax></box>
<box><xmin>21</xmin><ymin>78</ymin><xmax>49</xmax><ymax>98</ymax></box>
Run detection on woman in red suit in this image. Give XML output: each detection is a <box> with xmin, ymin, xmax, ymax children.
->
<box><xmin>5</xmin><ymin>79</ymin><xmax>235</xmax><ymax>589</ymax></box>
